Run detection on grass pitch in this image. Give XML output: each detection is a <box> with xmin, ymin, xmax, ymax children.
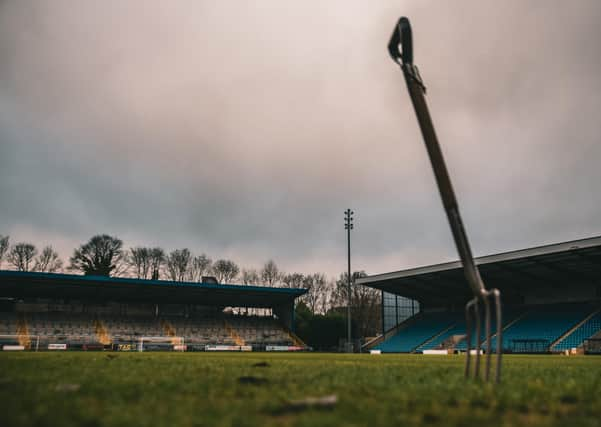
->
<box><xmin>1</xmin><ymin>353</ymin><xmax>600</xmax><ymax>427</ymax></box>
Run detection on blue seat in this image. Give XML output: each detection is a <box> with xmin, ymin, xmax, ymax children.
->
<box><xmin>553</xmin><ymin>311</ymin><xmax>601</xmax><ymax>351</ymax></box>
<box><xmin>489</xmin><ymin>303</ymin><xmax>593</xmax><ymax>353</ymax></box>
<box><xmin>375</xmin><ymin>312</ymin><xmax>457</xmax><ymax>353</ymax></box>
<box><xmin>376</xmin><ymin>304</ymin><xmax>597</xmax><ymax>354</ymax></box>
<box><xmin>454</xmin><ymin>307</ymin><xmax>524</xmax><ymax>351</ymax></box>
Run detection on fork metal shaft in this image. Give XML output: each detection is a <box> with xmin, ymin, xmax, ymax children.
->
<box><xmin>389</xmin><ymin>16</ymin><xmax>503</xmax><ymax>383</ymax></box>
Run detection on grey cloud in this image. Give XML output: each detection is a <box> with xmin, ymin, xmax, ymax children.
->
<box><xmin>1</xmin><ymin>1</ymin><xmax>600</xmax><ymax>277</ymax></box>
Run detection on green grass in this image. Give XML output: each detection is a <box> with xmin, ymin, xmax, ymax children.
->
<box><xmin>1</xmin><ymin>353</ymin><xmax>600</xmax><ymax>427</ymax></box>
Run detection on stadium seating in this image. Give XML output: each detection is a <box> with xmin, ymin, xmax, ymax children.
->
<box><xmin>417</xmin><ymin>321</ymin><xmax>465</xmax><ymax>352</ymax></box>
<box><xmin>0</xmin><ymin>310</ymin><xmax>295</xmax><ymax>349</ymax></box>
<box><xmin>7</xmin><ymin>312</ymin><xmax>98</xmax><ymax>344</ymax></box>
<box><xmin>489</xmin><ymin>303</ymin><xmax>595</xmax><ymax>353</ymax></box>
<box><xmin>0</xmin><ymin>312</ymin><xmax>17</xmax><ymax>332</ymax></box>
<box><xmin>225</xmin><ymin>316</ymin><xmax>292</xmax><ymax>345</ymax></box>
<box><xmin>453</xmin><ymin>307</ymin><xmax>525</xmax><ymax>352</ymax></box>
<box><xmin>553</xmin><ymin>309</ymin><xmax>601</xmax><ymax>351</ymax></box>
<box><xmin>101</xmin><ymin>315</ymin><xmax>165</xmax><ymax>341</ymax></box>
<box><xmin>374</xmin><ymin>311</ymin><xmax>459</xmax><ymax>353</ymax></box>
<box><xmin>371</xmin><ymin>304</ymin><xmax>601</xmax><ymax>354</ymax></box>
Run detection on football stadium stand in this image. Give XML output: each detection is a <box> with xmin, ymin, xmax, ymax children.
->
<box><xmin>0</xmin><ymin>271</ymin><xmax>306</xmax><ymax>351</ymax></box>
<box><xmin>489</xmin><ymin>303</ymin><xmax>595</xmax><ymax>353</ymax></box>
<box><xmin>0</xmin><ymin>310</ymin><xmax>296</xmax><ymax>350</ymax></box>
<box><xmin>376</xmin><ymin>311</ymin><xmax>459</xmax><ymax>353</ymax></box>
<box><xmin>370</xmin><ymin>303</ymin><xmax>601</xmax><ymax>354</ymax></box>
<box><xmin>359</xmin><ymin>236</ymin><xmax>601</xmax><ymax>354</ymax></box>
<box><xmin>553</xmin><ymin>309</ymin><xmax>601</xmax><ymax>351</ymax></box>
<box><xmin>453</xmin><ymin>307</ymin><xmax>525</xmax><ymax>352</ymax></box>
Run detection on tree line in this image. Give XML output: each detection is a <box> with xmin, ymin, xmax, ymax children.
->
<box><xmin>0</xmin><ymin>233</ymin><xmax>382</xmax><ymax>340</ymax></box>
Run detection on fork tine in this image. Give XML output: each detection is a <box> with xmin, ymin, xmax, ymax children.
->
<box><xmin>483</xmin><ymin>292</ymin><xmax>493</xmax><ymax>381</ymax></box>
<box><xmin>493</xmin><ymin>289</ymin><xmax>503</xmax><ymax>383</ymax></box>
<box><xmin>474</xmin><ymin>298</ymin><xmax>482</xmax><ymax>379</ymax></box>
<box><xmin>464</xmin><ymin>298</ymin><xmax>475</xmax><ymax>378</ymax></box>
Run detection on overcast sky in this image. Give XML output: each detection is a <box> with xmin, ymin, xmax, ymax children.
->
<box><xmin>1</xmin><ymin>1</ymin><xmax>600</xmax><ymax>278</ymax></box>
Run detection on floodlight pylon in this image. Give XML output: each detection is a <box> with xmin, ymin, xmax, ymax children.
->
<box><xmin>344</xmin><ymin>209</ymin><xmax>354</xmax><ymax>353</ymax></box>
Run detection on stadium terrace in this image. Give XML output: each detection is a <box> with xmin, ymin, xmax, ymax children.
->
<box><xmin>0</xmin><ymin>271</ymin><xmax>307</xmax><ymax>352</ymax></box>
<box><xmin>358</xmin><ymin>236</ymin><xmax>601</xmax><ymax>354</ymax></box>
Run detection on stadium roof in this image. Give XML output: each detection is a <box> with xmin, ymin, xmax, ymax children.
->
<box><xmin>356</xmin><ymin>236</ymin><xmax>601</xmax><ymax>305</ymax></box>
<box><xmin>0</xmin><ymin>271</ymin><xmax>306</xmax><ymax>308</ymax></box>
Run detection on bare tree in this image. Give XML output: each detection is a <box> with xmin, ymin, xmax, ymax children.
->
<box><xmin>331</xmin><ymin>271</ymin><xmax>356</xmax><ymax>309</ymax></box>
<box><xmin>69</xmin><ymin>234</ymin><xmax>124</xmax><ymax>276</ymax></box>
<box><xmin>166</xmin><ymin>248</ymin><xmax>192</xmax><ymax>282</ymax></box>
<box><xmin>282</xmin><ymin>272</ymin><xmax>304</xmax><ymax>289</ymax></box>
<box><xmin>213</xmin><ymin>259</ymin><xmax>239</xmax><ymax>283</ymax></box>
<box><xmin>7</xmin><ymin>242</ymin><xmax>37</xmax><ymax>271</ymax></box>
<box><xmin>332</xmin><ymin>271</ymin><xmax>380</xmax><ymax>338</ymax></box>
<box><xmin>241</xmin><ymin>268</ymin><xmax>260</xmax><ymax>285</ymax></box>
<box><xmin>34</xmin><ymin>246</ymin><xmax>63</xmax><ymax>273</ymax></box>
<box><xmin>302</xmin><ymin>273</ymin><xmax>328</xmax><ymax>314</ymax></box>
<box><xmin>149</xmin><ymin>247</ymin><xmax>165</xmax><ymax>280</ymax></box>
<box><xmin>261</xmin><ymin>259</ymin><xmax>281</xmax><ymax>286</ymax></box>
<box><xmin>127</xmin><ymin>247</ymin><xmax>152</xmax><ymax>279</ymax></box>
<box><xmin>188</xmin><ymin>254</ymin><xmax>212</xmax><ymax>282</ymax></box>
<box><xmin>352</xmin><ymin>283</ymin><xmax>381</xmax><ymax>338</ymax></box>
<box><xmin>317</xmin><ymin>278</ymin><xmax>336</xmax><ymax>315</ymax></box>
<box><xmin>0</xmin><ymin>235</ymin><xmax>9</xmax><ymax>269</ymax></box>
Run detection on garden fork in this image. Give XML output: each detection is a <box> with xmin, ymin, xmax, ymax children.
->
<box><xmin>387</xmin><ymin>17</ymin><xmax>503</xmax><ymax>383</ymax></box>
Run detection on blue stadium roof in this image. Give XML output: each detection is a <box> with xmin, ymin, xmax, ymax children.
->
<box><xmin>0</xmin><ymin>270</ymin><xmax>306</xmax><ymax>308</ymax></box>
